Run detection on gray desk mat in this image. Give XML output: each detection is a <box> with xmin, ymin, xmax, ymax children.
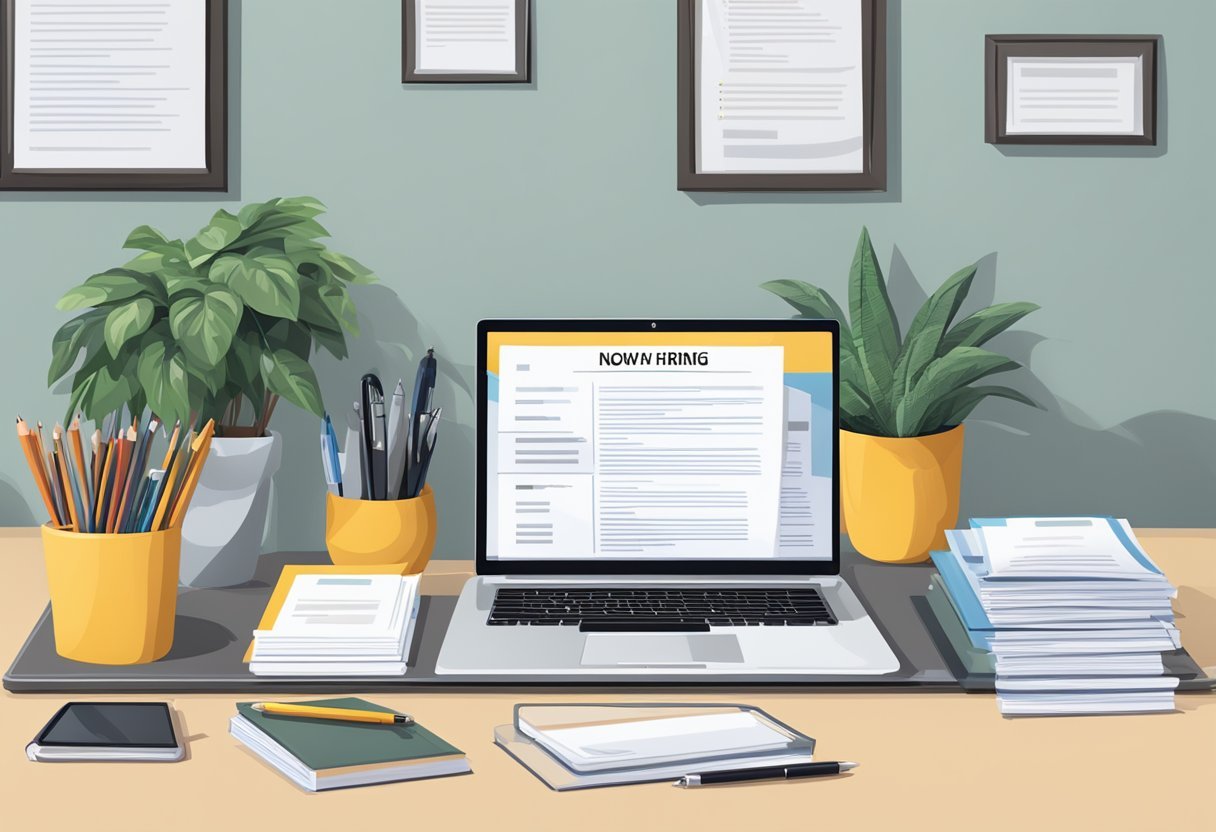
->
<box><xmin>5</xmin><ymin>551</ymin><xmax>1211</xmax><ymax>693</ymax></box>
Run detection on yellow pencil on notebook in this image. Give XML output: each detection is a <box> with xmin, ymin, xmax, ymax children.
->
<box><xmin>250</xmin><ymin>702</ymin><xmax>414</xmax><ymax>726</ymax></box>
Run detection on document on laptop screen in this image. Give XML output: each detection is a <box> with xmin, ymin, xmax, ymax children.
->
<box><xmin>493</xmin><ymin>344</ymin><xmax>787</xmax><ymax>559</ymax></box>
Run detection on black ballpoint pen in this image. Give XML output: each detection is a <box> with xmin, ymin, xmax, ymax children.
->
<box><xmin>360</xmin><ymin>376</ymin><xmax>389</xmax><ymax>500</ymax></box>
<box><xmin>674</xmin><ymin>761</ymin><xmax>858</xmax><ymax>788</ymax></box>
<box><xmin>408</xmin><ymin>350</ymin><xmax>437</xmax><ymax>467</ymax></box>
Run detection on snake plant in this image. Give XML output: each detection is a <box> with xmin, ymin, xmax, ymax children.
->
<box><xmin>763</xmin><ymin>227</ymin><xmax>1039</xmax><ymax>437</ymax></box>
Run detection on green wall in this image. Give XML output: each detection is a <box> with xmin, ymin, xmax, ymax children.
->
<box><xmin>2</xmin><ymin>0</ymin><xmax>1213</xmax><ymax>556</ymax></box>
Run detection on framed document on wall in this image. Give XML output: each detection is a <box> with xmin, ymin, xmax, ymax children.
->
<box><xmin>0</xmin><ymin>0</ymin><xmax>227</xmax><ymax>191</ymax></box>
<box><xmin>402</xmin><ymin>0</ymin><xmax>531</xmax><ymax>83</ymax></box>
<box><xmin>677</xmin><ymin>0</ymin><xmax>887</xmax><ymax>192</ymax></box>
<box><xmin>985</xmin><ymin>35</ymin><xmax>1159</xmax><ymax>146</ymax></box>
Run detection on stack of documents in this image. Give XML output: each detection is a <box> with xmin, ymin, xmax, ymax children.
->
<box><xmin>928</xmin><ymin>517</ymin><xmax>1180</xmax><ymax>716</ymax></box>
<box><xmin>494</xmin><ymin>704</ymin><xmax>815</xmax><ymax>790</ymax></box>
<box><xmin>250</xmin><ymin>574</ymin><xmax>421</xmax><ymax>676</ymax></box>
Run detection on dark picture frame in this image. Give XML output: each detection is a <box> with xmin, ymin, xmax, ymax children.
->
<box><xmin>402</xmin><ymin>0</ymin><xmax>530</xmax><ymax>84</ymax></box>
<box><xmin>985</xmin><ymin>35</ymin><xmax>1159</xmax><ymax>146</ymax></box>
<box><xmin>677</xmin><ymin>0</ymin><xmax>887</xmax><ymax>192</ymax></box>
<box><xmin>0</xmin><ymin>0</ymin><xmax>227</xmax><ymax>191</ymax></box>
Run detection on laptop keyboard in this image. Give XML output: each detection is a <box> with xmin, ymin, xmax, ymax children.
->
<box><xmin>488</xmin><ymin>587</ymin><xmax>837</xmax><ymax>632</ymax></box>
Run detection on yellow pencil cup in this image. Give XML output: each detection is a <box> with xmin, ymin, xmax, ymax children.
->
<box><xmin>40</xmin><ymin>524</ymin><xmax>181</xmax><ymax>665</ymax></box>
<box><xmin>325</xmin><ymin>485</ymin><xmax>437</xmax><ymax>571</ymax></box>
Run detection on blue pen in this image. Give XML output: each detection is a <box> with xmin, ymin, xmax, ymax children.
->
<box><xmin>326</xmin><ymin>414</ymin><xmax>344</xmax><ymax>497</ymax></box>
<box><xmin>321</xmin><ymin>415</ymin><xmax>343</xmax><ymax>497</ymax></box>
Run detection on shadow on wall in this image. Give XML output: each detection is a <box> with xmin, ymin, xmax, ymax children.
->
<box><xmin>0</xmin><ymin>476</ymin><xmax>37</xmax><ymax>526</ymax></box>
<box><xmin>963</xmin><ymin>405</ymin><xmax>1216</xmax><ymax>526</ymax></box>
<box><xmin>263</xmin><ymin>283</ymin><xmax>477</xmax><ymax>555</ymax></box>
<box><xmin>879</xmin><ymin>245</ymin><xmax>1214</xmax><ymax>526</ymax></box>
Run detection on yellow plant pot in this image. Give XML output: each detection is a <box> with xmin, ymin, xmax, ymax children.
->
<box><xmin>41</xmin><ymin>524</ymin><xmax>181</xmax><ymax>665</ymax></box>
<box><xmin>325</xmin><ymin>486</ymin><xmax>437</xmax><ymax>572</ymax></box>
<box><xmin>840</xmin><ymin>425</ymin><xmax>965</xmax><ymax>564</ymax></box>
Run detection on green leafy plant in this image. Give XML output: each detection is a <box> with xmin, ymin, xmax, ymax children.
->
<box><xmin>49</xmin><ymin>196</ymin><xmax>375</xmax><ymax>436</ymax></box>
<box><xmin>762</xmin><ymin>228</ymin><xmax>1039</xmax><ymax>437</ymax></box>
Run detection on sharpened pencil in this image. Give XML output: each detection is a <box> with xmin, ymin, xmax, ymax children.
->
<box><xmin>67</xmin><ymin>417</ymin><xmax>92</xmax><ymax>532</ymax></box>
<box><xmin>16</xmin><ymin>418</ymin><xmax>61</xmax><ymax>526</ymax></box>
<box><xmin>168</xmin><ymin>419</ymin><xmax>215</xmax><ymax>530</ymax></box>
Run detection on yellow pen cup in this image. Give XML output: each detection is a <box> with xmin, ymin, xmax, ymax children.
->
<box><xmin>40</xmin><ymin>523</ymin><xmax>181</xmax><ymax>665</ymax></box>
<box><xmin>325</xmin><ymin>485</ymin><xmax>437</xmax><ymax>572</ymax></box>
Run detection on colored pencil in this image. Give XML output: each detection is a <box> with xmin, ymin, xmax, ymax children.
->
<box><xmin>16</xmin><ymin>418</ymin><xmax>61</xmax><ymax>526</ymax></box>
<box><xmin>90</xmin><ymin>428</ymin><xmax>102</xmax><ymax>506</ymax></box>
<box><xmin>67</xmin><ymin>417</ymin><xmax>92</xmax><ymax>532</ymax></box>
<box><xmin>151</xmin><ymin>435</ymin><xmax>187</xmax><ymax>532</ymax></box>
<box><xmin>47</xmin><ymin>450</ymin><xmax>70</xmax><ymax>529</ymax></box>
<box><xmin>168</xmin><ymin>419</ymin><xmax>215</xmax><ymax>530</ymax></box>
<box><xmin>105</xmin><ymin>428</ymin><xmax>135</xmax><ymax>534</ymax></box>
<box><xmin>51</xmin><ymin>428</ymin><xmax>81</xmax><ymax>533</ymax></box>
<box><xmin>115</xmin><ymin>417</ymin><xmax>159</xmax><ymax>533</ymax></box>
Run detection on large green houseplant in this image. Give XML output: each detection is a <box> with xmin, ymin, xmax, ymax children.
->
<box><xmin>50</xmin><ymin>195</ymin><xmax>372</xmax><ymax>435</ymax></box>
<box><xmin>762</xmin><ymin>227</ymin><xmax>1038</xmax><ymax>563</ymax></box>
<box><xmin>48</xmin><ymin>196</ymin><xmax>376</xmax><ymax>586</ymax></box>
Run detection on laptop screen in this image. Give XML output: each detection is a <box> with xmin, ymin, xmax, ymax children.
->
<box><xmin>479</xmin><ymin>322</ymin><xmax>838</xmax><ymax>572</ymax></box>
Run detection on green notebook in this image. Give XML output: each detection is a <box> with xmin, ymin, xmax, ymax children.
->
<box><xmin>231</xmin><ymin>697</ymin><xmax>469</xmax><ymax>791</ymax></box>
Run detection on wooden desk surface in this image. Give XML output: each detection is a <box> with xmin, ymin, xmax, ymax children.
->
<box><xmin>1</xmin><ymin>528</ymin><xmax>1213</xmax><ymax>831</ymax></box>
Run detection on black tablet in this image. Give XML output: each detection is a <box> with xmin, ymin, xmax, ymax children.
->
<box><xmin>27</xmin><ymin>702</ymin><xmax>183</xmax><ymax>762</ymax></box>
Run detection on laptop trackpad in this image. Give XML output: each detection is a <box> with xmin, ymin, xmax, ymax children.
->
<box><xmin>581</xmin><ymin>634</ymin><xmax>744</xmax><ymax>666</ymax></box>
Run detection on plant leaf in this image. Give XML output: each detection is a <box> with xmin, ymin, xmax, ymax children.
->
<box><xmin>841</xmin><ymin>379</ymin><xmax>881</xmax><ymax>434</ymax></box>
<box><xmin>939</xmin><ymin>301</ymin><xmax>1039</xmax><ymax>354</ymax></box>
<box><xmin>321</xmin><ymin>250</ymin><xmax>376</xmax><ymax>284</ymax></box>
<box><xmin>891</xmin><ymin>263</ymin><xmax>976</xmax><ymax>407</ymax></box>
<box><xmin>264</xmin><ymin>318</ymin><xmax>312</xmax><ymax>360</ymax></box>
<box><xmin>123</xmin><ymin>224</ymin><xmax>173</xmax><ymax>253</ymax></box>
<box><xmin>103</xmin><ymin>297</ymin><xmax>155</xmax><ymax>358</ymax></box>
<box><xmin>86</xmin><ymin>353</ymin><xmax>138</xmax><ymax>420</ymax></box>
<box><xmin>48</xmin><ymin>309</ymin><xmax>105</xmax><ymax>385</ymax></box>
<box><xmin>761</xmin><ymin>278</ymin><xmax>855</xmax><ymax>360</ymax></box>
<box><xmin>260</xmin><ymin>348</ymin><xmax>324</xmax><ymax>417</ymax></box>
<box><xmin>319</xmin><ymin>284</ymin><xmax>358</xmax><ymax>335</ymax></box>
<box><xmin>761</xmin><ymin>279</ymin><xmax>850</xmax><ymax>328</ymax></box>
<box><xmin>895</xmin><ymin>346</ymin><xmax>1020</xmax><ymax>436</ymax></box>
<box><xmin>184</xmin><ymin>209</ymin><xmax>243</xmax><ymax>267</ymax></box>
<box><xmin>137</xmin><ymin>334</ymin><xmax>192</xmax><ymax>425</ymax></box>
<box><xmin>231</xmin><ymin>215</ymin><xmax>330</xmax><ymax>253</ymax></box>
<box><xmin>184</xmin><ymin>355</ymin><xmax>227</xmax><ymax>395</ymax></box>
<box><xmin>56</xmin><ymin>270</ymin><xmax>150</xmax><ymax>311</ymax></box>
<box><xmin>934</xmin><ymin>385</ymin><xmax>1040</xmax><ymax>428</ymax></box>
<box><xmin>209</xmin><ymin>253</ymin><xmax>300</xmax><ymax>319</ymax></box>
<box><xmin>274</xmin><ymin>195</ymin><xmax>327</xmax><ymax>218</ymax></box>
<box><xmin>847</xmin><ymin>228</ymin><xmax>901</xmax><ymax>432</ymax></box>
<box><xmin>168</xmin><ymin>284</ymin><xmax>243</xmax><ymax>368</ymax></box>
<box><xmin>297</xmin><ymin>280</ymin><xmax>343</xmax><ymax>334</ymax></box>
<box><xmin>122</xmin><ymin>248</ymin><xmax>191</xmax><ymax>279</ymax></box>
<box><xmin>310</xmin><ymin>327</ymin><xmax>349</xmax><ymax>360</ymax></box>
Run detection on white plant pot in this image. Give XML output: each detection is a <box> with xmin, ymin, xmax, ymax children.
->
<box><xmin>179</xmin><ymin>431</ymin><xmax>283</xmax><ymax>588</ymax></box>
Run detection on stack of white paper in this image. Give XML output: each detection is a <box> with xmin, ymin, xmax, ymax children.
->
<box><xmin>933</xmin><ymin>517</ymin><xmax>1180</xmax><ymax>716</ymax></box>
<box><xmin>250</xmin><ymin>574</ymin><xmax>421</xmax><ymax>676</ymax></box>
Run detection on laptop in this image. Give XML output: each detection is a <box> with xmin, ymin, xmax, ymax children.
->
<box><xmin>435</xmin><ymin>319</ymin><xmax>899</xmax><ymax>675</ymax></box>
